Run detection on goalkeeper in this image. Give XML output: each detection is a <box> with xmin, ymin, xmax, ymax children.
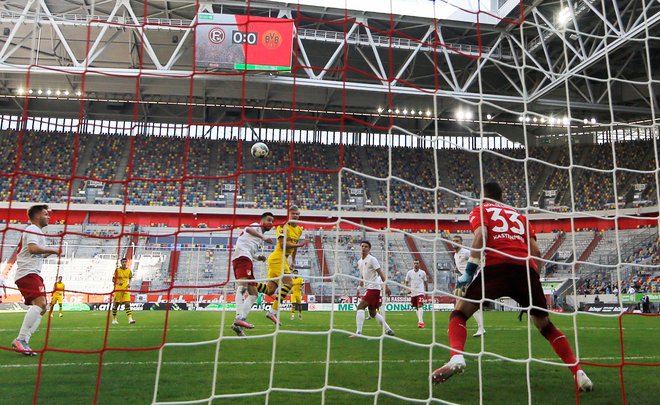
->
<box><xmin>433</xmin><ymin>182</ymin><xmax>593</xmax><ymax>392</ymax></box>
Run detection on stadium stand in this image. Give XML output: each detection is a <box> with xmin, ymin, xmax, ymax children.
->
<box><xmin>1</xmin><ymin>130</ymin><xmax>657</xmax><ymax>213</ymax></box>
<box><xmin>13</xmin><ymin>131</ymin><xmax>75</xmax><ymax>203</ymax></box>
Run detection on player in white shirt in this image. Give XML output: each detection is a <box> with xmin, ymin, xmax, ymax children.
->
<box><xmin>231</xmin><ymin>212</ymin><xmax>274</xmax><ymax>336</ymax></box>
<box><xmin>0</xmin><ymin>274</ymin><xmax>6</xmax><ymax>303</ymax></box>
<box><xmin>405</xmin><ymin>259</ymin><xmax>428</xmax><ymax>328</ymax></box>
<box><xmin>350</xmin><ymin>240</ymin><xmax>394</xmax><ymax>338</ymax></box>
<box><xmin>453</xmin><ymin>235</ymin><xmax>485</xmax><ymax>337</ymax></box>
<box><xmin>12</xmin><ymin>205</ymin><xmax>60</xmax><ymax>356</ymax></box>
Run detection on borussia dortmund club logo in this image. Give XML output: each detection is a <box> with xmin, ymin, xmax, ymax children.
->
<box><xmin>263</xmin><ymin>30</ymin><xmax>282</xmax><ymax>49</ymax></box>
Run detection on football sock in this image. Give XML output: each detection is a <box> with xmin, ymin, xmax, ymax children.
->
<box><xmin>416</xmin><ymin>308</ymin><xmax>424</xmax><ymax>323</ymax></box>
<box><xmin>27</xmin><ymin>308</ymin><xmax>44</xmax><ymax>342</ymax></box>
<box><xmin>256</xmin><ymin>283</ymin><xmax>270</xmax><ymax>294</ymax></box>
<box><xmin>18</xmin><ymin>305</ymin><xmax>43</xmax><ymax>342</ymax></box>
<box><xmin>374</xmin><ymin>313</ymin><xmax>391</xmax><ymax>331</ymax></box>
<box><xmin>473</xmin><ymin>309</ymin><xmax>484</xmax><ymax>330</ymax></box>
<box><xmin>448</xmin><ymin>310</ymin><xmax>468</xmax><ymax>357</ymax></box>
<box><xmin>272</xmin><ymin>284</ymin><xmax>292</xmax><ymax>312</ymax></box>
<box><xmin>242</xmin><ymin>295</ymin><xmax>258</xmax><ymax>319</ymax></box>
<box><xmin>112</xmin><ymin>303</ymin><xmax>118</xmax><ymax>318</ymax></box>
<box><xmin>540</xmin><ymin>322</ymin><xmax>580</xmax><ymax>375</ymax></box>
<box><xmin>355</xmin><ymin>309</ymin><xmax>365</xmax><ymax>333</ymax></box>
<box><xmin>126</xmin><ymin>306</ymin><xmax>133</xmax><ymax>319</ymax></box>
<box><xmin>235</xmin><ymin>287</ymin><xmax>244</xmax><ymax>318</ymax></box>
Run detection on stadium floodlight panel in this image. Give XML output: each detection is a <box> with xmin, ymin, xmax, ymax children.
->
<box><xmin>260</xmin><ymin>0</ymin><xmax>519</xmax><ymax>25</ymax></box>
<box><xmin>557</xmin><ymin>7</ymin><xmax>572</xmax><ymax>27</ymax></box>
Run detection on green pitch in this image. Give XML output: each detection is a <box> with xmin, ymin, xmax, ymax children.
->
<box><xmin>0</xmin><ymin>310</ymin><xmax>657</xmax><ymax>404</ymax></box>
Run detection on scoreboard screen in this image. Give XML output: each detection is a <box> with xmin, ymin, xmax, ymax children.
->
<box><xmin>195</xmin><ymin>13</ymin><xmax>294</xmax><ymax>71</ymax></box>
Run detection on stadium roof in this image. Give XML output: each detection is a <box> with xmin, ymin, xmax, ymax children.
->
<box><xmin>0</xmin><ymin>0</ymin><xmax>657</xmax><ymax>143</ymax></box>
<box><xmin>260</xmin><ymin>0</ymin><xmax>521</xmax><ymax>25</ymax></box>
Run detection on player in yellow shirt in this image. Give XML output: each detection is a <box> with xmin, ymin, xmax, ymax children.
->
<box><xmin>50</xmin><ymin>276</ymin><xmax>65</xmax><ymax>318</ymax></box>
<box><xmin>112</xmin><ymin>257</ymin><xmax>135</xmax><ymax>325</ymax></box>
<box><xmin>256</xmin><ymin>206</ymin><xmax>307</xmax><ymax>324</ymax></box>
<box><xmin>290</xmin><ymin>270</ymin><xmax>304</xmax><ymax>320</ymax></box>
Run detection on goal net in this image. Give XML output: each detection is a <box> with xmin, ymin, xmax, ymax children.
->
<box><xmin>0</xmin><ymin>0</ymin><xmax>658</xmax><ymax>404</ymax></box>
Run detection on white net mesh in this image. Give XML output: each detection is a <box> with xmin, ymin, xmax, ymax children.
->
<box><xmin>0</xmin><ymin>0</ymin><xmax>658</xmax><ymax>404</ymax></box>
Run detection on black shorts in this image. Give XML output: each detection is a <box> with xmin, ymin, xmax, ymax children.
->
<box><xmin>463</xmin><ymin>264</ymin><xmax>548</xmax><ymax>317</ymax></box>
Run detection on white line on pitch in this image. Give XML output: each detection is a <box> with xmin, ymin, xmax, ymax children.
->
<box><xmin>1</xmin><ymin>355</ymin><xmax>658</xmax><ymax>369</ymax></box>
<box><xmin>0</xmin><ymin>326</ymin><xmax>629</xmax><ymax>333</ymax></box>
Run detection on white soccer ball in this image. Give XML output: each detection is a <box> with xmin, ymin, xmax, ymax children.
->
<box><xmin>251</xmin><ymin>142</ymin><xmax>269</xmax><ymax>159</ymax></box>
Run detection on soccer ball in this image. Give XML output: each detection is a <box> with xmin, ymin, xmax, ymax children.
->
<box><xmin>251</xmin><ymin>142</ymin><xmax>269</xmax><ymax>159</ymax></box>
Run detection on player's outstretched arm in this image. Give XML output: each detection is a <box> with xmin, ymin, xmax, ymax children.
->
<box><xmin>28</xmin><ymin>242</ymin><xmax>59</xmax><ymax>257</ymax></box>
<box><xmin>285</xmin><ymin>239</ymin><xmax>307</xmax><ymax>250</ymax></box>
<box><xmin>246</xmin><ymin>227</ymin><xmax>273</xmax><ymax>244</ymax></box>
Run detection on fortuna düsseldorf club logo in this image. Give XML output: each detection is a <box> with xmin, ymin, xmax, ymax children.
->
<box><xmin>262</xmin><ymin>30</ymin><xmax>282</xmax><ymax>49</ymax></box>
<box><xmin>208</xmin><ymin>27</ymin><xmax>226</xmax><ymax>44</ymax></box>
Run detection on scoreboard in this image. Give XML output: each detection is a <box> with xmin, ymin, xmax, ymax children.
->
<box><xmin>195</xmin><ymin>13</ymin><xmax>294</xmax><ymax>71</ymax></box>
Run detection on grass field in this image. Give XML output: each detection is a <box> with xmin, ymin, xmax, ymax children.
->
<box><xmin>0</xmin><ymin>309</ymin><xmax>657</xmax><ymax>404</ymax></box>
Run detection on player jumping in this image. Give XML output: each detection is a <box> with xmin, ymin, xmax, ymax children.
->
<box><xmin>256</xmin><ymin>206</ymin><xmax>307</xmax><ymax>325</ymax></box>
<box><xmin>232</xmin><ymin>212</ymin><xmax>275</xmax><ymax>336</ymax></box>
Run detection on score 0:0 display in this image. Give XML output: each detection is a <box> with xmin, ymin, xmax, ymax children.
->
<box><xmin>232</xmin><ymin>31</ymin><xmax>258</xmax><ymax>45</ymax></box>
